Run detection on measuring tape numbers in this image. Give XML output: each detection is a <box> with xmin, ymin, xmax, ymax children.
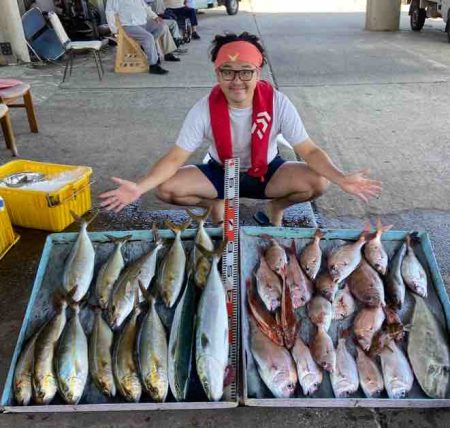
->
<box><xmin>222</xmin><ymin>158</ymin><xmax>240</xmax><ymax>401</ymax></box>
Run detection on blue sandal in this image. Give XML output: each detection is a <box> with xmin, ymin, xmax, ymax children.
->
<box><xmin>253</xmin><ymin>211</ymin><xmax>274</xmax><ymax>227</ymax></box>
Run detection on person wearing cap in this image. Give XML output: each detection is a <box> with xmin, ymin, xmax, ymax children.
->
<box><xmin>100</xmin><ymin>32</ymin><xmax>382</xmax><ymax>225</ymax></box>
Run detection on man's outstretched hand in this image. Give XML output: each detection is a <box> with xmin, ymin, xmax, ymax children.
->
<box><xmin>338</xmin><ymin>169</ymin><xmax>382</xmax><ymax>203</ymax></box>
<box><xmin>99</xmin><ymin>177</ymin><xmax>142</xmax><ymax>212</ymax></box>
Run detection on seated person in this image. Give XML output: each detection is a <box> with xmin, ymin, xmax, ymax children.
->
<box><xmin>163</xmin><ymin>0</ymin><xmax>200</xmax><ymax>40</ymax></box>
<box><xmin>146</xmin><ymin>0</ymin><xmax>187</xmax><ymax>49</ymax></box>
<box><xmin>106</xmin><ymin>0</ymin><xmax>181</xmax><ymax>75</ymax></box>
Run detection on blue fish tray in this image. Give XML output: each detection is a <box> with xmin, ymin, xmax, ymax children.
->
<box><xmin>240</xmin><ymin>227</ymin><xmax>450</xmax><ymax>408</ymax></box>
<box><xmin>1</xmin><ymin>227</ymin><xmax>240</xmax><ymax>412</ymax></box>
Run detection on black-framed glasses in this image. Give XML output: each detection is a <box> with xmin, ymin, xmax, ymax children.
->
<box><xmin>218</xmin><ymin>68</ymin><xmax>257</xmax><ymax>81</ymax></box>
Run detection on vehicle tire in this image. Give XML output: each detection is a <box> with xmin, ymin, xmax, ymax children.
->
<box><xmin>410</xmin><ymin>2</ymin><xmax>426</xmax><ymax>31</ymax></box>
<box><xmin>225</xmin><ymin>0</ymin><xmax>239</xmax><ymax>15</ymax></box>
<box><xmin>447</xmin><ymin>13</ymin><xmax>450</xmax><ymax>43</ymax></box>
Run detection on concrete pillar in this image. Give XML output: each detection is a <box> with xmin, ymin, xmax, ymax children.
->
<box><xmin>365</xmin><ymin>0</ymin><xmax>402</xmax><ymax>31</ymax></box>
<box><xmin>0</xmin><ymin>0</ymin><xmax>30</xmax><ymax>62</ymax></box>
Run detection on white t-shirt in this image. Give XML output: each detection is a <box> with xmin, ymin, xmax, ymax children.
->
<box><xmin>175</xmin><ymin>90</ymin><xmax>309</xmax><ymax>170</ymax></box>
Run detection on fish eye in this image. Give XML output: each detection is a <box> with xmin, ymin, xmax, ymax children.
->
<box><xmin>287</xmin><ymin>383</ymin><xmax>295</xmax><ymax>390</ymax></box>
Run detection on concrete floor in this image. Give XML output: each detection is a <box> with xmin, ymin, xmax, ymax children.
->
<box><xmin>1</xmin><ymin>0</ymin><xmax>450</xmax><ymax>425</ymax></box>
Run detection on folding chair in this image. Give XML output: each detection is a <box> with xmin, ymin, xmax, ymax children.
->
<box><xmin>0</xmin><ymin>105</ymin><xmax>18</xmax><ymax>157</ymax></box>
<box><xmin>48</xmin><ymin>11</ymin><xmax>104</xmax><ymax>82</ymax></box>
<box><xmin>114</xmin><ymin>16</ymin><xmax>149</xmax><ymax>73</ymax></box>
<box><xmin>21</xmin><ymin>7</ymin><xmax>65</xmax><ymax>62</ymax></box>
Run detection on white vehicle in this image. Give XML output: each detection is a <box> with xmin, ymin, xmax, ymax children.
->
<box><xmin>191</xmin><ymin>0</ymin><xmax>239</xmax><ymax>15</ymax></box>
<box><xmin>407</xmin><ymin>0</ymin><xmax>450</xmax><ymax>42</ymax></box>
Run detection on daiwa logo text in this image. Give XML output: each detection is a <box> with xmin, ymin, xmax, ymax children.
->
<box><xmin>251</xmin><ymin>112</ymin><xmax>271</xmax><ymax>140</ymax></box>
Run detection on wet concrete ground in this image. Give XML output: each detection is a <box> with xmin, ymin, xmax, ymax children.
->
<box><xmin>1</xmin><ymin>0</ymin><xmax>450</xmax><ymax>426</ymax></box>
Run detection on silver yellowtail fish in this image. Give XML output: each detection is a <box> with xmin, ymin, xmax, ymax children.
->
<box><xmin>62</xmin><ymin>210</ymin><xmax>97</xmax><ymax>302</ymax></box>
<box><xmin>89</xmin><ymin>308</ymin><xmax>116</xmax><ymax>397</ymax></box>
<box><xmin>195</xmin><ymin>241</ymin><xmax>229</xmax><ymax>401</ymax></box>
<box><xmin>113</xmin><ymin>291</ymin><xmax>142</xmax><ymax>402</ymax></box>
<box><xmin>14</xmin><ymin>325</ymin><xmax>44</xmax><ymax>405</ymax></box>
<box><xmin>385</xmin><ymin>243</ymin><xmax>407</xmax><ymax>309</ymax></box>
<box><xmin>249</xmin><ymin>315</ymin><xmax>297</xmax><ymax>399</ymax></box>
<box><xmin>137</xmin><ymin>281</ymin><xmax>168</xmax><ymax>402</ymax></box>
<box><xmin>95</xmin><ymin>234</ymin><xmax>131</xmax><ymax>310</ymax></box>
<box><xmin>109</xmin><ymin>225</ymin><xmax>163</xmax><ymax>329</ymax></box>
<box><xmin>159</xmin><ymin>219</ymin><xmax>191</xmax><ymax>308</ymax></box>
<box><xmin>168</xmin><ymin>271</ymin><xmax>196</xmax><ymax>401</ymax></box>
<box><xmin>186</xmin><ymin>208</ymin><xmax>214</xmax><ymax>289</ymax></box>
<box><xmin>407</xmin><ymin>294</ymin><xmax>450</xmax><ymax>399</ymax></box>
<box><xmin>33</xmin><ymin>298</ymin><xmax>67</xmax><ymax>404</ymax></box>
<box><xmin>291</xmin><ymin>335</ymin><xmax>323</xmax><ymax>396</ymax></box>
<box><xmin>56</xmin><ymin>304</ymin><xmax>88</xmax><ymax>404</ymax></box>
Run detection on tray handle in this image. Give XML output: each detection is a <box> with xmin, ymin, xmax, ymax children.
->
<box><xmin>46</xmin><ymin>179</ymin><xmax>95</xmax><ymax>208</ymax></box>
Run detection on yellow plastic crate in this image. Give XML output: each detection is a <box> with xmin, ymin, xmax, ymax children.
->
<box><xmin>0</xmin><ymin>160</ymin><xmax>93</xmax><ymax>232</ymax></box>
<box><xmin>0</xmin><ymin>197</ymin><xmax>20</xmax><ymax>260</ymax></box>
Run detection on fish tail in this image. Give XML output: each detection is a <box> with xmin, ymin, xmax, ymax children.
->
<box><xmin>376</xmin><ymin>217</ymin><xmax>393</xmax><ymax>234</ymax></box>
<box><xmin>196</xmin><ymin>238</ymin><xmax>228</xmax><ymax>261</ymax></box>
<box><xmin>185</xmin><ymin>207</ymin><xmax>211</xmax><ymax>224</ymax></box>
<box><xmin>314</xmin><ymin>228</ymin><xmax>324</xmax><ymax>240</ymax></box>
<box><xmin>70</xmin><ymin>209</ymin><xmax>98</xmax><ymax>228</ymax></box>
<box><xmin>405</xmin><ymin>234</ymin><xmax>411</xmax><ymax>248</ymax></box>
<box><xmin>137</xmin><ymin>279</ymin><xmax>153</xmax><ymax>304</ymax></box>
<box><xmin>151</xmin><ymin>222</ymin><xmax>162</xmax><ymax>245</ymax></box>
<box><xmin>53</xmin><ymin>290</ymin><xmax>67</xmax><ymax>310</ymax></box>
<box><xmin>164</xmin><ymin>218</ymin><xmax>192</xmax><ymax>234</ymax></box>
<box><xmin>105</xmin><ymin>234</ymin><xmax>132</xmax><ymax>245</ymax></box>
<box><xmin>289</xmin><ymin>240</ymin><xmax>296</xmax><ymax>255</ymax></box>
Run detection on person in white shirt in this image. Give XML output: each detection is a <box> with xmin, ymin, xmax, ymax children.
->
<box><xmin>100</xmin><ymin>32</ymin><xmax>382</xmax><ymax>226</ymax></box>
<box><xmin>106</xmin><ymin>0</ymin><xmax>180</xmax><ymax>74</ymax></box>
<box><xmin>164</xmin><ymin>0</ymin><xmax>200</xmax><ymax>40</ymax></box>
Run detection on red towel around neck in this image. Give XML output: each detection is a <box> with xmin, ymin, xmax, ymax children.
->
<box><xmin>209</xmin><ymin>80</ymin><xmax>274</xmax><ymax>180</ymax></box>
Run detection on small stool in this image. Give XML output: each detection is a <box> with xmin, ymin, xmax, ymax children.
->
<box><xmin>0</xmin><ymin>104</ymin><xmax>18</xmax><ymax>157</ymax></box>
<box><xmin>0</xmin><ymin>82</ymin><xmax>39</xmax><ymax>134</ymax></box>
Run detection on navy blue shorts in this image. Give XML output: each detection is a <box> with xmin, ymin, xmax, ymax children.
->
<box><xmin>196</xmin><ymin>156</ymin><xmax>286</xmax><ymax>200</ymax></box>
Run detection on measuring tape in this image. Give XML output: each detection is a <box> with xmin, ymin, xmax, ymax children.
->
<box><xmin>222</xmin><ymin>158</ymin><xmax>240</xmax><ymax>401</ymax></box>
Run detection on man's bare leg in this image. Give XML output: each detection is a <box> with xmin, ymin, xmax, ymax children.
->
<box><xmin>155</xmin><ymin>165</ymin><xmax>225</xmax><ymax>224</ymax></box>
<box><xmin>264</xmin><ymin>162</ymin><xmax>329</xmax><ymax>226</ymax></box>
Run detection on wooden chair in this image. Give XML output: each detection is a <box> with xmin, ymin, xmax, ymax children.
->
<box><xmin>0</xmin><ymin>81</ymin><xmax>38</xmax><ymax>141</ymax></box>
<box><xmin>114</xmin><ymin>16</ymin><xmax>149</xmax><ymax>73</ymax></box>
<box><xmin>0</xmin><ymin>104</ymin><xmax>18</xmax><ymax>157</ymax></box>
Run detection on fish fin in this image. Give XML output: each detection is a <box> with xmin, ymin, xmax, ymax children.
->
<box><xmin>196</xmin><ymin>238</ymin><xmax>228</xmax><ymax>261</ymax></box>
<box><xmin>104</xmin><ymin>233</ymin><xmax>132</xmax><ymax>245</ymax></box>
<box><xmin>185</xmin><ymin>207</ymin><xmax>211</xmax><ymax>224</ymax></box>
<box><xmin>201</xmin><ymin>333</ymin><xmax>210</xmax><ymax>350</ymax></box>
<box><xmin>164</xmin><ymin>218</ymin><xmax>192</xmax><ymax>234</ymax></box>
<box><xmin>137</xmin><ymin>279</ymin><xmax>153</xmax><ymax>305</ymax></box>
<box><xmin>133</xmin><ymin>285</ymin><xmax>140</xmax><ymax>311</ymax></box>
<box><xmin>223</xmin><ymin>364</ymin><xmax>235</xmax><ymax>387</ymax></box>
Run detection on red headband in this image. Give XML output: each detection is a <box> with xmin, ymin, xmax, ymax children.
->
<box><xmin>214</xmin><ymin>41</ymin><xmax>263</xmax><ymax>69</ymax></box>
